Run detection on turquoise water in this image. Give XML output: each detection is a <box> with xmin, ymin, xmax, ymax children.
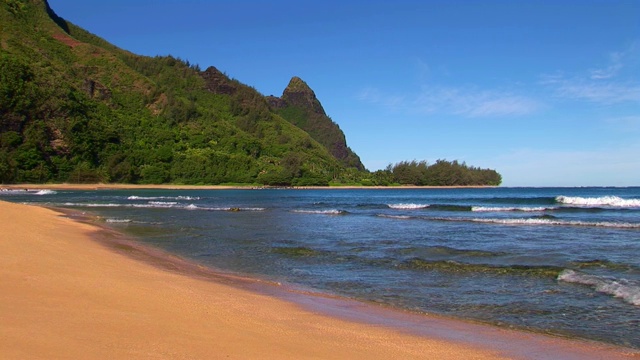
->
<box><xmin>4</xmin><ymin>187</ymin><xmax>639</xmax><ymax>348</ymax></box>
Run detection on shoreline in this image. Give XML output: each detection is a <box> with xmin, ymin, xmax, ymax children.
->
<box><xmin>0</xmin><ymin>183</ymin><xmax>496</xmax><ymax>191</ymax></box>
<box><xmin>1</xmin><ymin>200</ymin><xmax>637</xmax><ymax>359</ymax></box>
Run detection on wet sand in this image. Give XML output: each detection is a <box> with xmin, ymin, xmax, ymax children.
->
<box><xmin>1</xmin><ymin>200</ymin><xmax>636</xmax><ymax>359</ymax></box>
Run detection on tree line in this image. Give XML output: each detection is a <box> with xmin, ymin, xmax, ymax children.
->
<box><xmin>0</xmin><ymin>1</ymin><xmax>502</xmax><ymax>187</ymax></box>
<box><xmin>366</xmin><ymin>160</ymin><xmax>501</xmax><ymax>186</ymax></box>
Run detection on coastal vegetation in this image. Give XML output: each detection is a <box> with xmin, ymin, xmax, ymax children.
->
<box><xmin>370</xmin><ymin>160</ymin><xmax>502</xmax><ymax>186</ymax></box>
<box><xmin>0</xmin><ymin>0</ymin><xmax>501</xmax><ymax>187</ymax></box>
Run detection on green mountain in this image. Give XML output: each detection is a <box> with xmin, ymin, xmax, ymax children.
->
<box><xmin>0</xmin><ymin>0</ymin><xmax>362</xmax><ymax>185</ymax></box>
<box><xmin>266</xmin><ymin>77</ymin><xmax>364</xmax><ymax>170</ymax></box>
<box><xmin>0</xmin><ymin>0</ymin><xmax>502</xmax><ymax>187</ymax></box>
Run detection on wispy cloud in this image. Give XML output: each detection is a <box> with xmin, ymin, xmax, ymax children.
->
<box><xmin>542</xmin><ymin>78</ymin><xmax>640</xmax><ymax>104</ymax></box>
<box><xmin>357</xmin><ymin>87</ymin><xmax>407</xmax><ymax>110</ymax></box>
<box><xmin>589</xmin><ymin>52</ymin><xmax>624</xmax><ymax>80</ymax></box>
<box><xmin>542</xmin><ymin>42</ymin><xmax>640</xmax><ymax>104</ymax></box>
<box><xmin>414</xmin><ymin>87</ymin><xmax>541</xmax><ymax>117</ymax></box>
<box><xmin>358</xmin><ymin>85</ymin><xmax>541</xmax><ymax>118</ymax></box>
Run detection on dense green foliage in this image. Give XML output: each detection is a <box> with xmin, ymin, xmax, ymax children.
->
<box><xmin>0</xmin><ymin>0</ymin><xmax>501</xmax><ymax>187</ymax></box>
<box><xmin>0</xmin><ymin>0</ymin><xmax>349</xmax><ymax>185</ymax></box>
<box><xmin>271</xmin><ymin>77</ymin><xmax>364</xmax><ymax>171</ymax></box>
<box><xmin>366</xmin><ymin>160</ymin><xmax>502</xmax><ymax>186</ymax></box>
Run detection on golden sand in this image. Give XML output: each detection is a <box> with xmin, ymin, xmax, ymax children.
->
<box><xmin>1</xmin><ymin>183</ymin><xmax>493</xmax><ymax>191</ymax></box>
<box><xmin>0</xmin><ymin>200</ymin><xmax>636</xmax><ymax>359</ymax></box>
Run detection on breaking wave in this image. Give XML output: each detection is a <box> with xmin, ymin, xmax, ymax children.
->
<box><xmin>462</xmin><ymin>217</ymin><xmax>640</xmax><ymax>229</ymax></box>
<box><xmin>105</xmin><ymin>218</ymin><xmax>132</xmax><ymax>223</ymax></box>
<box><xmin>556</xmin><ymin>195</ymin><xmax>640</xmax><ymax>208</ymax></box>
<box><xmin>471</xmin><ymin>206</ymin><xmax>549</xmax><ymax>212</ymax></box>
<box><xmin>0</xmin><ymin>189</ymin><xmax>57</xmax><ymax>195</ymax></box>
<box><xmin>400</xmin><ymin>216</ymin><xmax>640</xmax><ymax>229</ymax></box>
<box><xmin>127</xmin><ymin>195</ymin><xmax>200</xmax><ymax>201</ymax></box>
<box><xmin>558</xmin><ymin>269</ymin><xmax>640</xmax><ymax>306</ymax></box>
<box><xmin>377</xmin><ymin>214</ymin><xmax>412</xmax><ymax>220</ymax></box>
<box><xmin>292</xmin><ymin>209</ymin><xmax>348</xmax><ymax>215</ymax></box>
<box><xmin>60</xmin><ymin>202</ymin><xmax>264</xmax><ymax>211</ymax></box>
<box><xmin>387</xmin><ymin>203</ymin><xmax>430</xmax><ymax>210</ymax></box>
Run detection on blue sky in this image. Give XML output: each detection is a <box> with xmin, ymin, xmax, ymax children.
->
<box><xmin>49</xmin><ymin>0</ymin><xmax>640</xmax><ymax>186</ymax></box>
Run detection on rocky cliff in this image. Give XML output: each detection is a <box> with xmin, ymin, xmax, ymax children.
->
<box><xmin>267</xmin><ymin>77</ymin><xmax>364</xmax><ymax>170</ymax></box>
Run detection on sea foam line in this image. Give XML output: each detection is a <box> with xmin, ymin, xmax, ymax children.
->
<box><xmin>427</xmin><ymin>216</ymin><xmax>640</xmax><ymax>229</ymax></box>
<box><xmin>127</xmin><ymin>195</ymin><xmax>200</xmax><ymax>201</ymax></box>
<box><xmin>556</xmin><ymin>195</ymin><xmax>640</xmax><ymax>208</ymax></box>
<box><xmin>471</xmin><ymin>217</ymin><xmax>640</xmax><ymax>229</ymax></box>
<box><xmin>292</xmin><ymin>209</ymin><xmax>347</xmax><ymax>215</ymax></box>
<box><xmin>60</xmin><ymin>202</ymin><xmax>264</xmax><ymax>211</ymax></box>
<box><xmin>105</xmin><ymin>218</ymin><xmax>132</xmax><ymax>223</ymax></box>
<box><xmin>387</xmin><ymin>203</ymin><xmax>430</xmax><ymax>210</ymax></box>
<box><xmin>0</xmin><ymin>189</ymin><xmax>58</xmax><ymax>195</ymax></box>
<box><xmin>558</xmin><ymin>269</ymin><xmax>640</xmax><ymax>306</ymax></box>
<box><xmin>377</xmin><ymin>214</ymin><xmax>412</xmax><ymax>220</ymax></box>
<box><xmin>190</xmin><ymin>205</ymin><xmax>266</xmax><ymax>212</ymax></box>
<box><xmin>471</xmin><ymin>206</ymin><xmax>550</xmax><ymax>212</ymax></box>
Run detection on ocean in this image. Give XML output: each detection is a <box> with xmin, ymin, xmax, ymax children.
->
<box><xmin>3</xmin><ymin>187</ymin><xmax>639</xmax><ymax>349</ymax></box>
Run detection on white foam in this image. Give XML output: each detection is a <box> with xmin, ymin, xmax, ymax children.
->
<box><xmin>127</xmin><ymin>195</ymin><xmax>200</xmax><ymax>201</ymax></box>
<box><xmin>558</xmin><ymin>269</ymin><xmax>640</xmax><ymax>306</ymax></box>
<box><xmin>131</xmin><ymin>203</ymin><xmax>175</xmax><ymax>208</ymax></box>
<box><xmin>215</xmin><ymin>207</ymin><xmax>265</xmax><ymax>212</ymax></box>
<box><xmin>377</xmin><ymin>214</ymin><xmax>412</xmax><ymax>219</ymax></box>
<box><xmin>556</xmin><ymin>195</ymin><xmax>640</xmax><ymax>208</ymax></box>
<box><xmin>60</xmin><ymin>202</ymin><xmax>263</xmax><ymax>212</ymax></box>
<box><xmin>470</xmin><ymin>217</ymin><xmax>640</xmax><ymax>229</ymax></box>
<box><xmin>0</xmin><ymin>189</ymin><xmax>21</xmax><ymax>193</ymax></box>
<box><xmin>0</xmin><ymin>189</ymin><xmax>57</xmax><ymax>195</ymax></box>
<box><xmin>63</xmin><ymin>202</ymin><xmax>121</xmax><ymax>207</ymax></box>
<box><xmin>186</xmin><ymin>205</ymin><xmax>265</xmax><ymax>211</ymax></box>
<box><xmin>388</xmin><ymin>203</ymin><xmax>430</xmax><ymax>210</ymax></box>
<box><xmin>105</xmin><ymin>218</ymin><xmax>132</xmax><ymax>223</ymax></box>
<box><xmin>471</xmin><ymin>206</ymin><xmax>549</xmax><ymax>212</ymax></box>
<box><xmin>293</xmin><ymin>209</ymin><xmax>346</xmax><ymax>215</ymax></box>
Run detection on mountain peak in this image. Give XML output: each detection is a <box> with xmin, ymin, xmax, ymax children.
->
<box><xmin>285</xmin><ymin>76</ymin><xmax>311</xmax><ymax>92</ymax></box>
<box><xmin>273</xmin><ymin>77</ymin><xmax>365</xmax><ymax>170</ymax></box>
<box><xmin>281</xmin><ymin>76</ymin><xmax>326</xmax><ymax>116</ymax></box>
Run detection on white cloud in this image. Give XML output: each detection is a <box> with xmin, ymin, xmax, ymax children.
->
<box><xmin>359</xmin><ymin>85</ymin><xmax>541</xmax><ymax>118</ymax></box>
<box><xmin>357</xmin><ymin>87</ymin><xmax>406</xmax><ymax>110</ymax></box>
<box><xmin>589</xmin><ymin>52</ymin><xmax>624</xmax><ymax>80</ymax></box>
<box><xmin>415</xmin><ymin>87</ymin><xmax>541</xmax><ymax>117</ymax></box>
<box><xmin>542</xmin><ymin>42</ymin><xmax>640</xmax><ymax>104</ymax></box>
<box><xmin>543</xmin><ymin>78</ymin><xmax>640</xmax><ymax>104</ymax></box>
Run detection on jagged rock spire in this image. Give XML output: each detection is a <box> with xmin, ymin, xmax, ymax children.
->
<box><xmin>281</xmin><ymin>77</ymin><xmax>326</xmax><ymax>116</ymax></box>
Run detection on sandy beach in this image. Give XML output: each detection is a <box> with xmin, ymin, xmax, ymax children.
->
<box><xmin>0</xmin><ymin>183</ymin><xmax>495</xmax><ymax>191</ymax></box>
<box><xmin>1</xmin><ymin>200</ymin><xmax>637</xmax><ymax>359</ymax></box>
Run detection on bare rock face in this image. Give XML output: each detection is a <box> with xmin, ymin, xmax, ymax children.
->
<box><xmin>82</xmin><ymin>79</ymin><xmax>111</xmax><ymax>100</ymax></box>
<box><xmin>265</xmin><ymin>95</ymin><xmax>287</xmax><ymax>109</ymax></box>
<box><xmin>281</xmin><ymin>76</ymin><xmax>326</xmax><ymax>116</ymax></box>
<box><xmin>200</xmin><ymin>66</ymin><xmax>237</xmax><ymax>95</ymax></box>
<box><xmin>270</xmin><ymin>76</ymin><xmax>365</xmax><ymax>170</ymax></box>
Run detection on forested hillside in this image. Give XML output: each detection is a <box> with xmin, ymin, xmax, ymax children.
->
<box><xmin>267</xmin><ymin>77</ymin><xmax>364</xmax><ymax>171</ymax></box>
<box><xmin>0</xmin><ymin>0</ymin><xmax>501</xmax><ymax>186</ymax></box>
<box><xmin>0</xmin><ymin>0</ymin><xmax>357</xmax><ymax>185</ymax></box>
